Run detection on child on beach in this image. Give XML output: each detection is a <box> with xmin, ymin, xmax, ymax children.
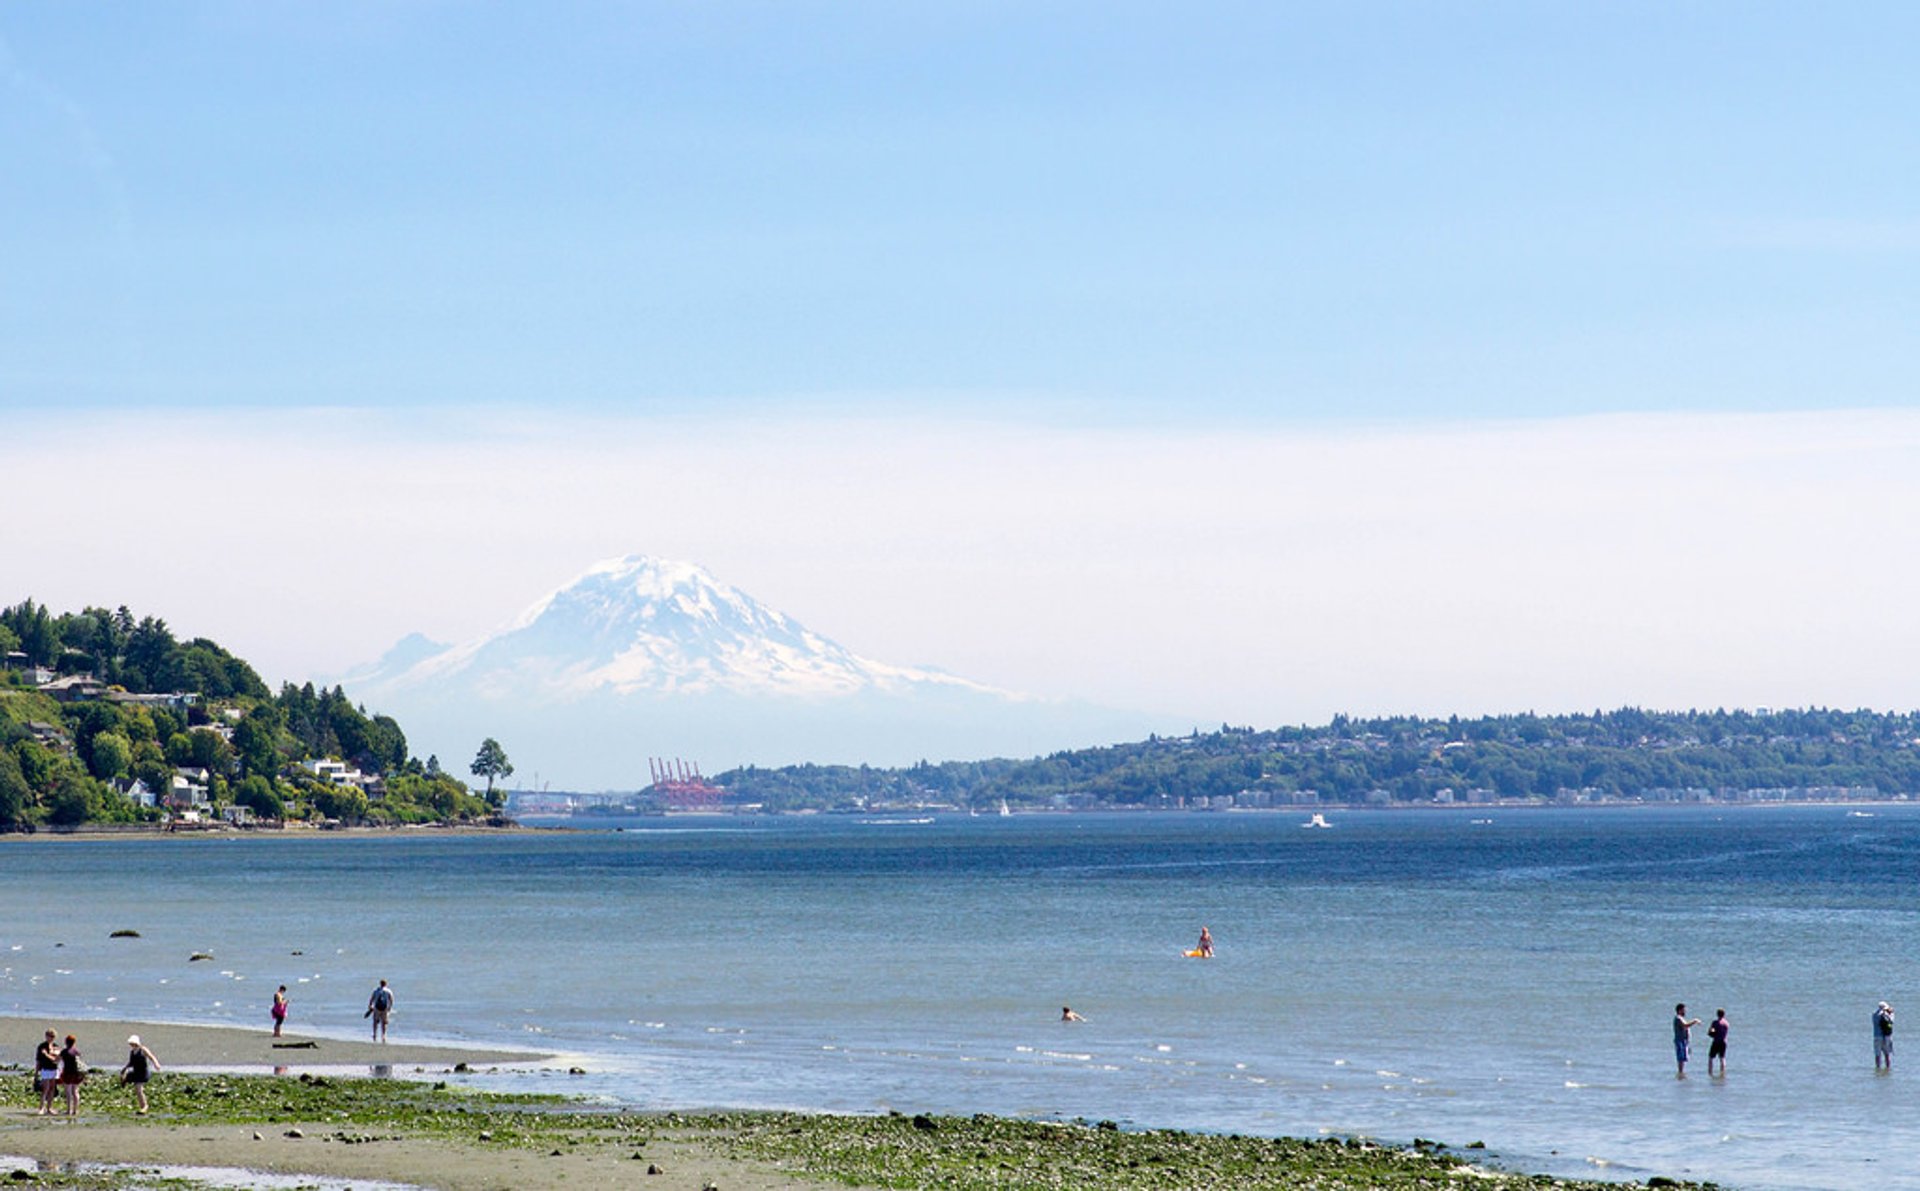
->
<box><xmin>119</xmin><ymin>1034</ymin><xmax>159</xmax><ymax>1114</ymax></box>
<box><xmin>272</xmin><ymin>986</ymin><xmax>290</xmax><ymax>1036</ymax></box>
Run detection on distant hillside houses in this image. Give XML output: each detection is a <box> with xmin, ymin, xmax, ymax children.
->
<box><xmin>11</xmin><ymin>666</ymin><xmax>200</xmax><ymax>711</ymax></box>
<box><xmin>300</xmin><ymin>757</ymin><xmax>383</xmax><ymax>797</ymax></box>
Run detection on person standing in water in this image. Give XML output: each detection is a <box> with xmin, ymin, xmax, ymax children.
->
<box><xmin>1706</xmin><ymin>1009</ymin><xmax>1729</xmax><ymax>1076</ymax></box>
<box><xmin>119</xmin><ymin>1034</ymin><xmax>159</xmax><ymax>1115</ymax></box>
<box><xmin>366</xmin><ymin>979</ymin><xmax>394</xmax><ymax>1041</ymax></box>
<box><xmin>1875</xmin><ymin>1001</ymin><xmax>1895</xmax><ymax>1071</ymax></box>
<box><xmin>271</xmin><ymin>986</ymin><xmax>290</xmax><ymax>1037</ymax></box>
<box><xmin>1196</xmin><ymin>926</ymin><xmax>1214</xmax><ymax>958</ymax></box>
<box><xmin>1672</xmin><ymin>1004</ymin><xmax>1701</xmax><ymax>1078</ymax></box>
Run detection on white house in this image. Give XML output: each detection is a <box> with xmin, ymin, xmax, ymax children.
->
<box><xmin>169</xmin><ymin>769</ymin><xmax>210</xmax><ymax>807</ymax></box>
<box><xmin>115</xmin><ymin>777</ymin><xmax>159</xmax><ymax>808</ymax></box>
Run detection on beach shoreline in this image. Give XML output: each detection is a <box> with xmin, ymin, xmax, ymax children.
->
<box><xmin>0</xmin><ymin>1014</ymin><xmax>546</xmax><ymax>1073</ymax></box>
<box><xmin>0</xmin><ymin>1018</ymin><xmax>1716</xmax><ymax>1191</ymax></box>
<box><xmin>0</xmin><ymin>1070</ymin><xmax>1716</xmax><ymax>1191</ymax></box>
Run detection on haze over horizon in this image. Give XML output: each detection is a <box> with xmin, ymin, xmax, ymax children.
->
<box><xmin>8</xmin><ymin>4</ymin><xmax>1920</xmax><ymax>758</ymax></box>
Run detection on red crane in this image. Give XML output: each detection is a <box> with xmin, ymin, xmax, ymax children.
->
<box><xmin>648</xmin><ymin>757</ymin><xmax>726</xmax><ymax>811</ymax></box>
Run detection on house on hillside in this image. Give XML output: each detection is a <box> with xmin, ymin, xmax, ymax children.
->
<box><xmin>38</xmin><ymin>674</ymin><xmax>104</xmax><ymax>702</ymax></box>
<box><xmin>24</xmin><ymin>721</ymin><xmax>68</xmax><ymax>752</ymax></box>
<box><xmin>169</xmin><ymin>767</ymin><xmax>210</xmax><ymax>808</ymax></box>
<box><xmin>1</xmin><ymin>652</ymin><xmax>50</xmax><ymax>682</ymax></box>
<box><xmin>303</xmin><ymin>758</ymin><xmax>362</xmax><ymax>786</ymax></box>
<box><xmin>115</xmin><ymin>777</ymin><xmax>159</xmax><ymax>808</ymax></box>
<box><xmin>107</xmin><ymin>690</ymin><xmax>199</xmax><ymax>711</ymax></box>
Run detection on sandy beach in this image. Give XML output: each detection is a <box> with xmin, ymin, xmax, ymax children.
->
<box><xmin>0</xmin><ymin>1015</ymin><xmax>1708</xmax><ymax>1191</ymax></box>
<box><xmin>0</xmin><ymin>1014</ymin><xmax>540</xmax><ymax>1071</ymax></box>
<box><xmin>0</xmin><ymin>1014</ymin><xmax>823</xmax><ymax>1190</ymax></box>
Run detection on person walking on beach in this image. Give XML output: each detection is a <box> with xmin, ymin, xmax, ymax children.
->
<box><xmin>272</xmin><ymin>986</ymin><xmax>290</xmax><ymax>1037</ymax></box>
<box><xmin>56</xmin><ymin>1033</ymin><xmax>85</xmax><ymax>1116</ymax></box>
<box><xmin>119</xmin><ymin>1034</ymin><xmax>159</xmax><ymax>1115</ymax></box>
<box><xmin>1875</xmin><ymin>1001</ymin><xmax>1895</xmax><ymax>1071</ymax></box>
<box><xmin>1706</xmin><ymin>1009</ymin><xmax>1729</xmax><ymax>1076</ymax></box>
<box><xmin>1673</xmin><ymin>1004</ymin><xmax>1701</xmax><ymax>1078</ymax></box>
<box><xmin>366</xmin><ymin>979</ymin><xmax>394</xmax><ymax>1041</ymax></box>
<box><xmin>34</xmin><ymin>1029</ymin><xmax>60</xmax><ymax>1115</ymax></box>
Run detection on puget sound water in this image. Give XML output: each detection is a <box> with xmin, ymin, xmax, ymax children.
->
<box><xmin>1</xmin><ymin>805</ymin><xmax>1915</xmax><ymax>1190</ymax></box>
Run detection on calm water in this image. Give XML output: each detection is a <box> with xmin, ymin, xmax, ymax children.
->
<box><xmin>2</xmin><ymin>807</ymin><xmax>1916</xmax><ymax>1189</ymax></box>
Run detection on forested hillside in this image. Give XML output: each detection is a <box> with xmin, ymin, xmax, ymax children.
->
<box><xmin>0</xmin><ymin>599</ymin><xmax>490</xmax><ymax>828</ymax></box>
<box><xmin>715</xmin><ymin>707</ymin><xmax>1920</xmax><ymax>811</ymax></box>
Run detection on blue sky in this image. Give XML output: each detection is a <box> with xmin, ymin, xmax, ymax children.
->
<box><xmin>8</xmin><ymin>3</ymin><xmax>1918</xmax><ymax>420</ymax></box>
<box><xmin>8</xmin><ymin>6</ymin><xmax>1920</xmax><ymax>749</ymax></box>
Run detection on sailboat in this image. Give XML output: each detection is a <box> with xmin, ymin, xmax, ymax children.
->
<box><xmin>999</xmin><ymin>798</ymin><xmax>1012</xmax><ymax>817</ymax></box>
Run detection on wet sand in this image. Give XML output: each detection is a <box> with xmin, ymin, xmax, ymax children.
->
<box><xmin>0</xmin><ymin>1014</ymin><xmax>541</xmax><ymax>1071</ymax></box>
<box><xmin>0</xmin><ymin>1015</ymin><xmax>832</xmax><ymax>1190</ymax></box>
<box><xmin>0</xmin><ymin>1121</ymin><xmax>826</xmax><ymax>1191</ymax></box>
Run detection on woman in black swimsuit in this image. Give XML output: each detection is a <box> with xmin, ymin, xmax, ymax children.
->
<box><xmin>120</xmin><ymin>1034</ymin><xmax>159</xmax><ymax>1114</ymax></box>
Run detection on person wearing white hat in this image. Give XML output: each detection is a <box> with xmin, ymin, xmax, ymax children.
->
<box><xmin>1874</xmin><ymin>1002</ymin><xmax>1895</xmax><ymax>1071</ymax></box>
<box><xmin>120</xmin><ymin>1034</ymin><xmax>160</xmax><ymax>1114</ymax></box>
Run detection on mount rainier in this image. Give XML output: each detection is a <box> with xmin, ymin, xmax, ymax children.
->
<box><xmin>338</xmin><ymin>555</ymin><xmax>1167</xmax><ymax>789</ymax></box>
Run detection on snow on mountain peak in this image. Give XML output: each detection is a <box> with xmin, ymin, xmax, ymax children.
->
<box><xmin>364</xmin><ymin>555</ymin><xmax>1001</xmax><ymax>702</ymax></box>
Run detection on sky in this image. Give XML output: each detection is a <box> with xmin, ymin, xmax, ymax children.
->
<box><xmin>6</xmin><ymin>4</ymin><xmax>1920</xmax><ymax>733</ymax></box>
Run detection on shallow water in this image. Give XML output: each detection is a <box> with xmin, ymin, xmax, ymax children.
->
<box><xmin>2</xmin><ymin>806</ymin><xmax>1916</xmax><ymax>1189</ymax></box>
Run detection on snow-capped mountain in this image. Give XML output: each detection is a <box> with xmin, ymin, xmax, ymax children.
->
<box><xmin>354</xmin><ymin>556</ymin><xmax>1003</xmax><ymax>702</ymax></box>
<box><xmin>339</xmin><ymin>555</ymin><xmax>1166</xmax><ymax>789</ymax></box>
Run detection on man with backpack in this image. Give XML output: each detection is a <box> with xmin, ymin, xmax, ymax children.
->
<box><xmin>366</xmin><ymin>979</ymin><xmax>395</xmax><ymax>1042</ymax></box>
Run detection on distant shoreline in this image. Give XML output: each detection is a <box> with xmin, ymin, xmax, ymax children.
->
<box><xmin>5</xmin><ymin>799</ymin><xmax>1904</xmax><ymax>842</ymax></box>
<box><xmin>521</xmin><ymin>797</ymin><xmax>1914</xmax><ymax>819</ymax></box>
<box><xmin>0</xmin><ymin>820</ymin><xmax>548</xmax><ymax>841</ymax></box>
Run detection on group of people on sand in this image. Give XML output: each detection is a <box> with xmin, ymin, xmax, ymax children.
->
<box><xmin>32</xmin><ymin>1029</ymin><xmax>161</xmax><ymax>1117</ymax></box>
<box><xmin>1672</xmin><ymin>1000</ymin><xmax>1895</xmax><ymax>1078</ymax></box>
<box><xmin>23</xmin><ymin>978</ymin><xmax>397</xmax><ymax>1119</ymax></box>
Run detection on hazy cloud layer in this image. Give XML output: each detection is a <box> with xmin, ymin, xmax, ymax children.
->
<box><xmin>11</xmin><ymin>406</ymin><xmax>1918</xmax><ymax>731</ymax></box>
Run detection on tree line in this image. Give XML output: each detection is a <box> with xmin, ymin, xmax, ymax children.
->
<box><xmin>0</xmin><ymin>599</ymin><xmax>498</xmax><ymax>829</ymax></box>
<box><xmin>713</xmin><ymin>706</ymin><xmax>1920</xmax><ymax>811</ymax></box>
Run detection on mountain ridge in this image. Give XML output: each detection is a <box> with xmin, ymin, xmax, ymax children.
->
<box><xmin>338</xmin><ymin>555</ymin><xmax>1165</xmax><ymax>787</ymax></box>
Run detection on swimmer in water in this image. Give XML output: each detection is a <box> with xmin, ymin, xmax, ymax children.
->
<box><xmin>1197</xmin><ymin>926</ymin><xmax>1214</xmax><ymax>958</ymax></box>
<box><xmin>1061</xmin><ymin>1006</ymin><xmax>1085</xmax><ymax>1022</ymax></box>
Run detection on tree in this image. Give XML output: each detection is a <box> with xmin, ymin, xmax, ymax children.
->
<box><xmin>470</xmin><ymin>738</ymin><xmax>513</xmax><ymax>806</ymax></box>
<box><xmin>234</xmin><ymin>775</ymin><xmax>285</xmax><ymax>820</ymax></box>
<box><xmin>310</xmin><ymin>784</ymin><xmax>367</xmax><ymax>823</ymax></box>
<box><xmin>0</xmin><ymin>749</ymin><xmax>32</xmax><ymax>828</ymax></box>
<box><xmin>234</xmin><ymin>706</ymin><xmax>283</xmax><ymax>779</ymax></box>
<box><xmin>88</xmin><ymin>731</ymin><xmax>133</xmax><ymax>781</ymax></box>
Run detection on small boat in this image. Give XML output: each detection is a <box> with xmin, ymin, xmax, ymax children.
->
<box><xmin>1303</xmin><ymin>813</ymin><xmax>1332</xmax><ymax>829</ymax></box>
<box><xmin>999</xmin><ymin>799</ymin><xmax>1012</xmax><ymax>817</ymax></box>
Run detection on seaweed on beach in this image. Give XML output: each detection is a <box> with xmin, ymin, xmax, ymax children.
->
<box><xmin>0</xmin><ymin>1071</ymin><xmax>1714</xmax><ymax>1191</ymax></box>
<box><xmin>690</xmin><ymin>1109</ymin><xmax>1717</xmax><ymax>1191</ymax></box>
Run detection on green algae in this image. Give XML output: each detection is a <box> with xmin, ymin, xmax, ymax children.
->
<box><xmin>0</xmin><ymin>1071</ymin><xmax>1715</xmax><ymax>1190</ymax></box>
